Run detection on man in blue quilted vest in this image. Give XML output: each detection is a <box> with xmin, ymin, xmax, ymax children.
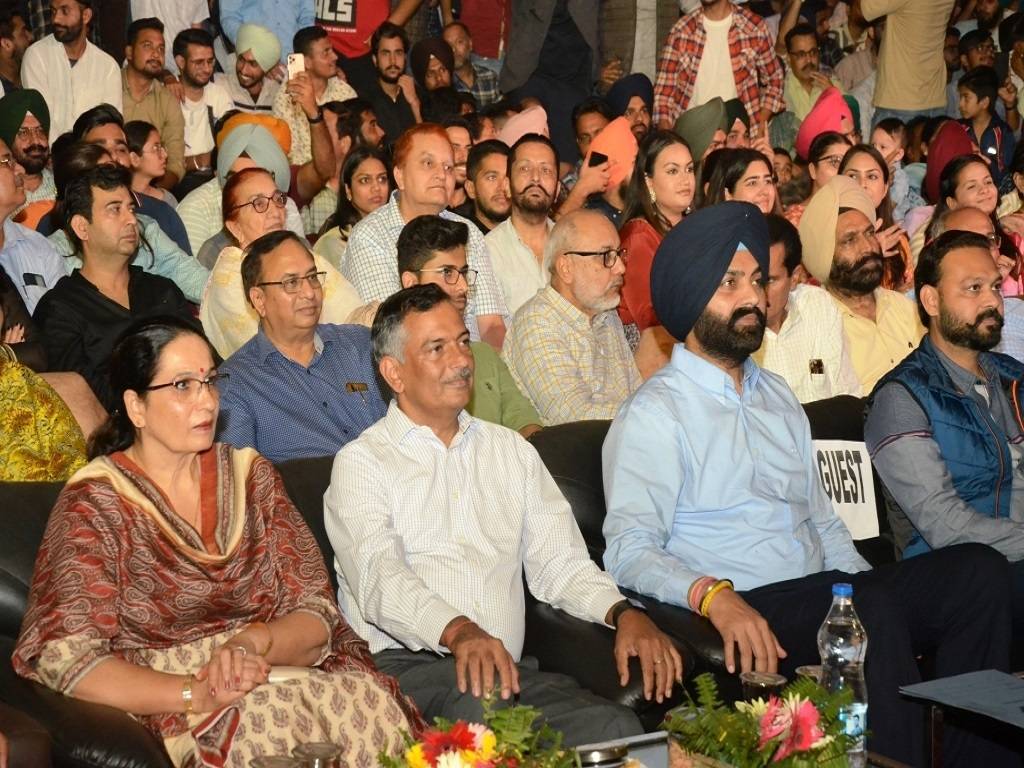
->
<box><xmin>866</xmin><ymin>229</ymin><xmax>1024</xmax><ymax>650</ymax></box>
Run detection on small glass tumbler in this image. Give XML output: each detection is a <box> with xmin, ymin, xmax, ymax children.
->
<box><xmin>795</xmin><ymin>665</ymin><xmax>823</xmax><ymax>684</ymax></box>
<box><xmin>293</xmin><ymin>742</ymin><xmax>342</xmax><ymax>768</ymax></box>
<box><xmin>739</xmin><ymin>671</ymin><xmax>788</xmax><ymax>701</ymax></box>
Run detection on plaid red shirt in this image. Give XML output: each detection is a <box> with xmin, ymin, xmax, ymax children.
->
<box><xmin>653</xmin><ymin>5</ymin><xmax>785</xmax><ymax>127</ymax></box>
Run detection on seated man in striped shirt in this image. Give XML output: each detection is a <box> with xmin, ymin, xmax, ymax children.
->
<box><xmin>324</xmin><ymin>283</ymin><xmax>681</xmax><ymax>745</ymax></box>
<box><xmin>216</xmin><ymin>230</ymin><xmax>386</xmax><ymax>462</ymax></box>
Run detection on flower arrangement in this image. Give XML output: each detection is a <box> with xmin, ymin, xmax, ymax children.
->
<box><xmin>662</xmin><ymin>673</ymin><xmax>855</xmax><ymax>767</ymax></box>
<box><xmin>380</xmin><ymin>699</ymin><xmax>579</xmax><ymax>768</ymax></box>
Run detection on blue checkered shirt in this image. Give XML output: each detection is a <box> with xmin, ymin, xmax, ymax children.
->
<box><xmin>216</xmin><ymin>324</ymin><xmax>387</xmax><ymax>463</ymax></box>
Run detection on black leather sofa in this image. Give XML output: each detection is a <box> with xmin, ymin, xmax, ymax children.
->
<box><xmin>0</xmin><ymin>395</ymin><xmax>889</xmax><ymax>768</ymax></box>
<box><xmin>0</xmin><ymin>453</ymin><xmax>689</xmax><ymax>768</ymax></box>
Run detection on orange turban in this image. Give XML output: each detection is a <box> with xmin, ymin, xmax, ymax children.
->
<box><xmin>215</xmin><ymin>113</ymin><xmax>292</xmax><ymax>156</ymax></box>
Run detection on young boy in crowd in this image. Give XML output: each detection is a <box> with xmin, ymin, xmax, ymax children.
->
<box><xmin>871</xmin><ymin>118</ymin><xmax>923</xmax><ymax>222</ymax></box>
<box><xmin>958</xmin><ymin>66</ymin><xmax>1016</xmax><ymax>186</ymax></box>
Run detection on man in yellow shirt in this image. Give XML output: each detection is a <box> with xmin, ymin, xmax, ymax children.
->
<box><xmin>798</xmin><ymin>175</ymin><xmax>923</xmax><ymax>392</ymax></box>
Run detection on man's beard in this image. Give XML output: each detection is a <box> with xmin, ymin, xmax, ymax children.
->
<box><xmin>692</xmin><ymin>306</ymin><xmax>766</xmax><ymax>366</ymax></box>
<box><xmin>977</xmin><ymin>9</ymin><xmax>1001</xmax><ymax>31</ymax></box>
<box><xmin>512</xmin><ymin>184</ymin><xmax>553</xmax><ymax>216</ymax></box>
<box><xmin>14</xmin><ymin>146</ymin><xmax>48</xmax><ymax>175</ymax></box>
<box><xmin>378</xmin><ymin>67</ymin><xmax>402</xmax><ymax>85</ymax></box>
<box><xmin>939</xmin><ymin>306</ymin><xmax>1003</xmax><ymax>351</ymax></box>
<box><xmin>53</xmin><ymin>21</ymin><xmax>83</xmax><ymax>44</ymax></box>
<box><xmin>183</xmin><ymin>69</ymin><xmax>211</xmax><ymax>89</ymax></box>
<box><xmin>476</xmin><ymin>195</ymin><xmax>509</xmax><ymax>224</ymax></box>
<box><xmin>828</xmin><ymin>252</ymin><xmax>884</xmax><ymax>295</ymax></box>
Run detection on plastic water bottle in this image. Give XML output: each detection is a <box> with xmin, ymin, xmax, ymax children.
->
<box><xmin>817</xmin><ymin>583</ymin><xmax>868</xmax><ymax>768</ymax></box>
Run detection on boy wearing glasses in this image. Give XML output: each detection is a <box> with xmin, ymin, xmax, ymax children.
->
<box><xmin>501</xmin><ymin>209</ymin><xmax>640</xmax><ymax>425</ymax></box>
<box><xmin>397</xmin><ymin>215</ymin><xmax>541</xmax><ymax>437</ymax></box>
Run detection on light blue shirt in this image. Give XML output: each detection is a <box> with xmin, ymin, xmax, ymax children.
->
<box><xmin>602</xmin><ymin>344</ymin><xmax>869</xmax><ymax>600</ymax></box>
<box><xmin>1</xmin><ymin>218</ymin><xmax>65</xmax><ymax>314</ymax></box>
<box><xmin>996</xmin><ymin>297</ymin><xmax>1024</xmax><ymax>363</ymax></box>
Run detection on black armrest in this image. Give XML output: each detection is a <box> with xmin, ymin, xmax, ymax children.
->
<box><xmin>0</xmin><ymin>700</ymin><xmax>51</xmax><ymax>768</ymax></box>
<box><xmin>0</xmin><ymin>641</ymin><xmax>172</xmax><ymax>768</ymax></box>
<box><xmin>522</xmin><ymin>600</ymin><xmax>688</xmax><ymax>732</ymax></box>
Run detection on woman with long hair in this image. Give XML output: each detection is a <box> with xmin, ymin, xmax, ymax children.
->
<box><xmin>13</xmin><ymin>317</ymin><xmax>421</xmax><ymax>766</ymax></box>
<box><xmin>701</xmin><ymin>147</ymin><xmax>780</xmax><ymax>215</ymax></box>
<box><xmin>839</xmin><ymin>144</ymin><xmax>912</xmax><ymax>292</ymax></box>
<box><xmin>314</xmin><ymin>147</ymin><xmax>391</xmax><ymax>271</ymax></box>
<box><xmin>126</xmin><ymin>120</ymin><xmax>177</xmax><ymax>208</ymax></box>
<box><xmin>619</xmin><ymin>129</ymin><xmax>695</xmax><ymax>376</ymax></box>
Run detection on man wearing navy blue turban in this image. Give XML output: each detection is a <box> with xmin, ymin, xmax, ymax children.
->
<box><xmin>602</xmin><ymin>201</ymin><xmax>1016</xmax><ymax>767</ymax></box>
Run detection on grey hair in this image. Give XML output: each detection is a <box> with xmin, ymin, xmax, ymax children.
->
<box><xmin>370</xmin><ymin>284</ymin><xmax>451</xmax><ymax>369</ymax></box>
<box><xmin>927</xmin><ymin>206</ymin><xmax>988</xmax><ymax>242</ymax></box>
<box><xmin>543</xmin><ymin>210</ymin><xmax>590</xmax><ymax>275</ymax></box>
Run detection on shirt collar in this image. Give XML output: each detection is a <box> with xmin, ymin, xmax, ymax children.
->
<box><xmin>254</xmin><ymin>326</ymin><xmax>326</xmax><ymax>365</ymax></box>
<box><xmin>928</xmin><ymin>334</ymin><xmax>999</xmax><ymax>391</ymax></box>
<box><xmin>671</xmin><ymin>343</ymin><xmax>761</xmax><ymax>399</ymax></box>
<box><xmin>383</xmin><ymin>399</ymin><xmax>475</xmax><ymax>448</ymax></box>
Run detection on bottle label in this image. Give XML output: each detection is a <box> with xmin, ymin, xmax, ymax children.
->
<box><xmin>840</xmin><ymin>702</ymin><xmax>867</xmax><ymax>749</ymax></box>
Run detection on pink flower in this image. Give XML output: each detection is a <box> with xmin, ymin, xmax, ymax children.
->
<box><xmin>758</xmin><ymin>696</ymin><xmax>826</xmax><ymax>762</ymax></box>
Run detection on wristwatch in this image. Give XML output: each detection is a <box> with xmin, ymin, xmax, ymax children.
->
<box><xmin>609</xmin><ymin>598</ymin><xmax>647</xmax><ymax>628</ymax></box>
<box><xmin>307</xmin><ymin>107</ymin><xmax>324</xmax><ymax>124</ymax></box>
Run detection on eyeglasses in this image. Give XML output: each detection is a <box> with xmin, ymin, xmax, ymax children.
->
<box><xmin>256</xmin><ymin>271</ymin><xmax>327</xmax><ymax>293</ymax></box>
<box><xmin>15</xmin><ymin>126</ymin><xmax>47</xmax><ymax>141</ymax></box>
<box><xmin>564</xmin><ymin>247</ymin><xmax>627</xmax><ymax>268</ymax></box>
<box><xmin>143</xmin><ymin>143</ymin><xmax>167</xmax><ymax>155</ymax></box>
<box><xmin>230</xmin><ymin>190</ymin><xmax>288</xmax><ymax>214</ymax></box>
<box><xmin>984</xmin><ymin>232</ymin><xmax>1003</xmax><ymax>248</ymax></box>
<box><xmin>146</xmin><ymin>373</ymin><xmax>229</xmax><ymax>401</ymax></box>
<box><xmin>970</xmin><ymin>43</ymin><xmax>996</xmax><ymax>54</ymax></box>
<box><xmin>416</xmin><ymin>265</ymin><xmax>478</xmax><ymax>286</ymax></box>
<box><xmin>817</xmin><ymin>154</ymin><xmax>845</xmax><ymax>170</ymax></box>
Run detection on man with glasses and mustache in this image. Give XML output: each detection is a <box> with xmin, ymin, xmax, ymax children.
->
<box><xmin>485</xmin><ymin>133</ymin><xmax>559</xmax><ymax>318</ymax></box>
<box><xmin>20</xmin><ymin>0</ymin><xmax>121</xmax><ymax>141</ymax></box>
<box><xmin>798</xmin><ymin>175</ymin><xmax>924</xmax><ymax>392</ymax></box>
<box><xmin>502</xmin><ymin>208</ymin><xmax>640</xmax><ymax>425</ymax></box>
<box><xmin>0</xmin><ymin>89</ymin><xmax>55</xmax><ymax>217</ymax></box>
<box><xmin>603</xmin><ymin>202</ymin><xmax>1017</xmax><ymax>767</ymax></box>
<box><xmin>216</xmin><ymin>229</ymin><xmax>385</xmax><ymax>462</ymax></box>
<box><xmin>866</xmin><ymin>229</ymin><xmax>1024</xmax><ymax>661</ymax></box>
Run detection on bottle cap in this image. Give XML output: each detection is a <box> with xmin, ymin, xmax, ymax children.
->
<box><xmin>832</xmin><ymin>582</ymin><xmax>853</xmax><ymax>597</ymax></box>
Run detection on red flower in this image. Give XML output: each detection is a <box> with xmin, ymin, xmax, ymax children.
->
<box><xmin>422</xmin><ymin>722</ymin><xmax>478</xmax><ymax>765</ymax></box>
<box><xmin>758</xmin><ymin>696</ymin><xmax>825</xmax><ymax>762</ymax></box>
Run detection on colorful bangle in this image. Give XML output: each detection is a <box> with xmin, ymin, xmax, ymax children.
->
<box><xmin>699</xmin><ymin>579</ymin><xmax>734</xmax><ymax>618</ymax></box>
<box><xmin>182</xmin><ymin>673</ymin><xmax>194</xmax><ymax>715</ymax></box>
<box><xmin>687</xmin><ymin>576</ymin><xmax>717</xmax><ymax>613</ymax></box>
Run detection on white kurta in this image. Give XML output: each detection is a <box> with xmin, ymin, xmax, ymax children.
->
<box><xmin>21</xmin><ymin>36</ymin><xmax>123</xmax><ymax>142</ymax></box>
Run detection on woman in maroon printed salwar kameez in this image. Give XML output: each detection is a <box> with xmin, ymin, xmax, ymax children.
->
<box><xmin>14</xmin><ymin>317</ymin><xmax>422</xmax><ymax>767</ymax></box>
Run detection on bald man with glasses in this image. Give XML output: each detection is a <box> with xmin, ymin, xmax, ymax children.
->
<box><xmin>502</xmin><ymin>209</ymin><xmax>641</xmax><ymax>425</ymax></box>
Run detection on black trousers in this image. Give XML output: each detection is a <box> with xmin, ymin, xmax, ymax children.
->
<box><xmin>741</xmin><ymin>543</ymin><xmax>1015</xmax><ymax>767</ymax></box>
<box><xmin>374</xmin><ymin>649</ymin><xmax>643</xmax><ymax>747</ymax></box>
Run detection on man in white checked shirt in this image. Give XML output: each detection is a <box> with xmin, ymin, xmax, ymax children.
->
<box><xmin>340</xmin><ymin>123</ymin><xmax>509</xmax><ymax>349</ymax></box>
<box><xmin>324</xmin><ymin>284</ymin><xmax>682</xmax><ymax>745</ymax></box>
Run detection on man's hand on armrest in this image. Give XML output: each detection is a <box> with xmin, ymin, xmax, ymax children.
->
<box><xmin>441</xmin><ymin>617</ymin><xmax>521</xmax><ymax>700</ymax></box>
<box><xmin>611</xmin><ymin>606</ymin><xmax>683</xmax><ymax>704</ymax></box>
<box><xmin>705</xmin><ymin>589</ymin><xmax>787</xmax><ymax>675</ymax></box>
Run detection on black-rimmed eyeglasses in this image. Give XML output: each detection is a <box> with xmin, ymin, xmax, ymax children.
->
<box><xmin>417</xmin><ymin>265</ymin><xmax>479</xmax><ymax>286</ymax></box>
<box><xmin>229</xmin><ymin>190</ymin><xmax>288</xmax><ymax>214</ymax></box>
<box><xmin>564</xmin><ymin>247</ymin><xmax>627</xmax><ymax>268</ymax></box>
<box><xmin>145</xmin><ymin>373</ymin><xmax>230</xmax><ymax>401</ymax></box>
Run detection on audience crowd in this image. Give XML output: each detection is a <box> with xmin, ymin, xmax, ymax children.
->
<box><xmin>3</xmin><ymin>0</ymin><xmax>1024</xmax><ymax>765</ymax></box>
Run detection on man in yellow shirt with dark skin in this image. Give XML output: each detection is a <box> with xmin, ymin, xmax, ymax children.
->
<box><xmin>397</xmin><ymin>214</ymin><xmax>542</xmax><ymax>436</ymax></box>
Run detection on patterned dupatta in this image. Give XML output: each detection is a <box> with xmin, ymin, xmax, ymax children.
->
<box><xmin>13</xmin><ymin>443</ymin><xmax>424</xmax><ymax>749</ymax></box>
